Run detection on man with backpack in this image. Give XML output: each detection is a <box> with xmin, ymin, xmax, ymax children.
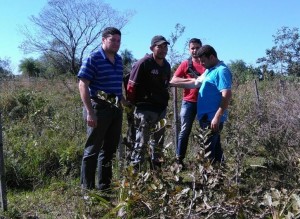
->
<box><xmin>126</xmin><ymin>35</ymin><xmax>171</xmax><ymax>171</ymax></box>
<box><xmin>171</xmin><ymin>45</ymin><xmax>232</xmax><ymax>164</ymax></box>
<box><xmin>170</xmin><ymin>38</ymin><xmax>205</xmax><ymax>169</ymax></box>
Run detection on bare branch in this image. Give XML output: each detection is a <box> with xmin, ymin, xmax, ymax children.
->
<box><xmin>19</xmin><ymin>0</ymin><xmax>135</xmax><ymax>74</ymax></box>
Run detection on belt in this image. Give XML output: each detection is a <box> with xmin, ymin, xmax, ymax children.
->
<box><xmin>91</xmin><ymin>97</ymin><xmax>121</xmax><ymax>108</ymax></box>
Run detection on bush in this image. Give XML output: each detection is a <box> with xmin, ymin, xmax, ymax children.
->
<box><xmin>0</xmin><ymin>78</ymin><xmax>84</xmax><ymax>189</ymax></box>
<box><xmin>1</xmin><ymin>76</ymin><xmax>300</xmax><ymax>218</ymax></box>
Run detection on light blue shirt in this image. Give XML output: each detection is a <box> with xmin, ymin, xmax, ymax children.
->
<box><xmin>197</xmin><ymin>61</ymin><xmax>232</xmax><ymax>122</ymax></box>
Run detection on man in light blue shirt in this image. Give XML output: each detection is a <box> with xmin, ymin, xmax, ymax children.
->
<box><xmin>170</xmin><ymin>45</ymin><xmax>232</xmax><ymax>163</ymax></box>
<box><xmin>196</xmin><ymin>45</ymin><xmax>232</xmax><ymax>162</ymax></box>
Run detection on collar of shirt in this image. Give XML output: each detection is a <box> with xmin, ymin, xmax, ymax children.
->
<box><xmin>99</xmin><ymin>47</ymin><xmax>118</xmax><ymax>63</ymax></box>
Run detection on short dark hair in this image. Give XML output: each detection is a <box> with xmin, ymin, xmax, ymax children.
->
<box><xmin>102</xmin><ymin>27</ymin><xmax>121</xmax><ymax>38</ymax></box>
<box><xmin>197</xmin><ymin>45</ymin><xmax>217</xmax><ymax>58</ymax></box>
<box><xmin>189</xmin><ymin>38</ymin><xmax>202</xmax><ymax>46</ymax></box>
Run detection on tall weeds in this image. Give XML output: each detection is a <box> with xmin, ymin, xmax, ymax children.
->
<box><xmin>0</xmin><ymin>76</ymin><xmax>300</xmax><ymax>218</ymax></box>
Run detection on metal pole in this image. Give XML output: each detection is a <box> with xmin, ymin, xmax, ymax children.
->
<box><xmin>172</xmin><ymin>87</ymin><xmax>179</xmax><ymax>151</ymax></box>
<box><xmin>0</xmin><ymin>112</ymin><xmax>8</xmax><ymax>211</ymax></box>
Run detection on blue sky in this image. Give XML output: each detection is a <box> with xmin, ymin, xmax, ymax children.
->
<box><xmin>1</xmin><ymin>0</ymin><xmax>300</xmax><ymax>74</ymax></box>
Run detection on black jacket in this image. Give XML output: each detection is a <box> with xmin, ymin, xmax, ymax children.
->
<box><xmin>127</xmin><ymin>54</ymin><xmax>171</xmax><ymax>111</ymax></box>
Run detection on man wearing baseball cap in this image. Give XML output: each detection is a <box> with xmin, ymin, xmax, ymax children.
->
<box><xmin>126</xmin><ymin>35</ymin><xmax>171</xmax><ymax>171</ymax></box>
<box><xmin>150</xmin><ymin>35</ymin><xmax>170</xmax><ymax>47</ymax></box>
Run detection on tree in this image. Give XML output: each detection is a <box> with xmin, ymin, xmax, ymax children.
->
<box><xmin>228</xmin><ymin>60</ymin><xmax>257</xmax><ymax>84</ymax></box>
<box><xmin>37</xmin><ymin>52</ymin><xmax>75</xmax><ymax>78</ymax></box>
<box><xmin>0</xmin><ymin>58</ymin><xmax>13</xmax><ymax>78</ymax></box>
<box><xmin>120</xmin><ymin>49</ymin><xmax>136</xmax><ymax>76</ymax></box>
<box><xmin>257</xmin><ymin>26</ymin><xmax>300</xmax><ymax>76</ymax></box>
<box><xmin>19</xmin><ymin>58</ymin><xmax>40</xmax><ymax>77</ymax></box>
<box><xmin>167</xmin><ymin>23</ymin><xmax>186</xmax><ymax>68</ymax></box>
<box><xmin>20</xmin><ymin>0</ymin><xmax>134</xmax><ymax>75</ymax></box>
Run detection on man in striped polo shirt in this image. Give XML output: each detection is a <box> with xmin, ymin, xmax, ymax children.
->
<box><xmin>78</xmin><ymin>27</ymin><xmax>127</xmax><ymax>192</ymax></box>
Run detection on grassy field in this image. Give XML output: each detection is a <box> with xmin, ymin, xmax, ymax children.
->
<box><xmin>0</xmin><ymin>76</ymin><xmax>300</xmax><ymax>218</ymax></box>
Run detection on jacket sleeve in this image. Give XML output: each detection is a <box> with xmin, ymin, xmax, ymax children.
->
<box><xmin>126</xmin><ymin>61</ymin><xmax>142</xmax><ymax>104</ymax></box>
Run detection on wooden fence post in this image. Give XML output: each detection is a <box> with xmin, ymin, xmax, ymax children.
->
<box><xmin>254</xmin><ymin>79</ymin><xmax>260</xmax><ymax>104</ymax></box>
<box><xmin>0</xmin><ymin>112</ymin><xmax>8</xmax><ymax>211</ymax></box>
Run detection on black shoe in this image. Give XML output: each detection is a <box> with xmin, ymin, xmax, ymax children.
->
<box><xmin>176</xmin><ymin>159</ymin><xmax>186</xmax><ymax>170</ymax></box>
<box><xmin>150</xmin><ymin>159</ymin><xmax>162</xmax><ymax>170</ymax></box>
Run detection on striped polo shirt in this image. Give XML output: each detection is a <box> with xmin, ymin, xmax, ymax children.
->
<box><xmin>78</xmin><ymin>47</ymin><xmax>123</xmax><ymax>99</ymax></box>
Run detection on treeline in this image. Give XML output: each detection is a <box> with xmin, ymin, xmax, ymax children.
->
<box><xmin>1</xmin><ymin>0</ymin><xmax>299</xmax><ymax>79</ymax></box>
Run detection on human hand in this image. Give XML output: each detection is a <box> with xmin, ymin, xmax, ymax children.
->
<box><xmin>121</xmin><ymin>99</ymin><xmax>134</xmax><ymax>113</ymax></box>
<box><xmin>87</xmin><ymin>112</ymin><xmax>97</xmax><ymax>128</ymax></box>
<box><xmin>194</xmin><ymin>73</ymin><xmax>205</xmax><ymax>86</ymax></box>
<box><xmin>210</xmin><ymin>117</ymin><xmax>220</xmax><ymax>132</ymax></box>
<box><xmin>121</xmin><ymin>98</ymin><xmax>131</xmax><ymax>107</ymax></box>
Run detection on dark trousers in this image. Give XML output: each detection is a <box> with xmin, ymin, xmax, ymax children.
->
<box><xmin>199</xmin><ymin>119</ymin><xmax>224</xmax><ymax>163</ymax></box>
<box><xmin>81</xmin><ymin>101</ymin><xmax>122</xmax><ymax>190</ymax></box>
<box><xmin>130</xmin><ymin>108</ymin><xmax>166</xmax><ymax>167</ymax></box>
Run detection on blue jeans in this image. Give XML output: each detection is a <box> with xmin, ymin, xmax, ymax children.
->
<box><xmin>81</xmin><ymin>101</ymin><xmax>122</xmax><ymax>190</ymax></box>
<box><xmin>176</xmin><ymin>100</ymin><xmax>197</xmax><ymax>161</ymax></box>
<box><xmin>131</xmin><ymin>108</ymin><xmax>166</xmax><ymax>167</ymax></box>
<box><xmin>199</xmin><ymin>118</ymin><xmax>224</xmax><ymax>163</ymax></box>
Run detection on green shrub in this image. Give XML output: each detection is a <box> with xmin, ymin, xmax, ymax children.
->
<box><xmin>1</xmin><ymin>77</ymin><xmax>300</xmax><ymax>218</ymax></box>
<box><xmin>1</xmin><ymin>78</ymin><xmax>84</xmax><ymax>189</ymax></box>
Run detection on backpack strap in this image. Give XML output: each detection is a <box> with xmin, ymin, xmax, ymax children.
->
<box><xmin>187</xmin><ymin>57</ymin><xmax>201</xmax><ymax>78</ymax></box>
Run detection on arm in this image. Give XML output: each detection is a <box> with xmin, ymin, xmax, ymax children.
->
<box><xmin>170</xmin><ymin>61</ymin><xmax>197</xmax><ymax>88</ymax></box>
<box><xmin>170</xmin><ymin>73</ymin><xmax>205</xmax><ymax>89</ymax></box>
<box><xmin>78</xmin><ymin>78</ymin><xmax>97</xmax><ymax>128</ymax></box>
<box><xmin>211</xmin><ymin>89</ymin><xmax>232</xmax><ymax>132</ymax></box>
<box><xmin>169</xmin><ymin>76</ymin><xmax>197</xmax><ymax>88</ymax></box>
<box><xmin>126</xmin><ymin>60</ymin><xmax>142</xmax><ymax>104</ymax></box>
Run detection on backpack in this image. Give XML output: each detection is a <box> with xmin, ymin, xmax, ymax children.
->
<box><xmin>123</xmin><ymin>61</ymin><xmax>137</xmax><ymax>95</ymax></box>
<box><xmin>187</xmin><ymin>57</ymin><xmax>201</xmax><ymax>78</ymax></box>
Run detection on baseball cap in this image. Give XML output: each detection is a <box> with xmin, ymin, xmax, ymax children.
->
<box><xmin>151</xmin><ymin>35</ymin><xmax>170</xmax><ymax>47</ymax></box>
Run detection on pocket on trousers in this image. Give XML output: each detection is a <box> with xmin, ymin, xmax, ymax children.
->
<box><xmin>93</xmin><ymin>103</ymin><xmax>110</xmax><ymax>118</ymax></box>
<box><xmin>93</xmin><ymin>102</ymin><xmax>109</xmax><ymax>110</ymax></box>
